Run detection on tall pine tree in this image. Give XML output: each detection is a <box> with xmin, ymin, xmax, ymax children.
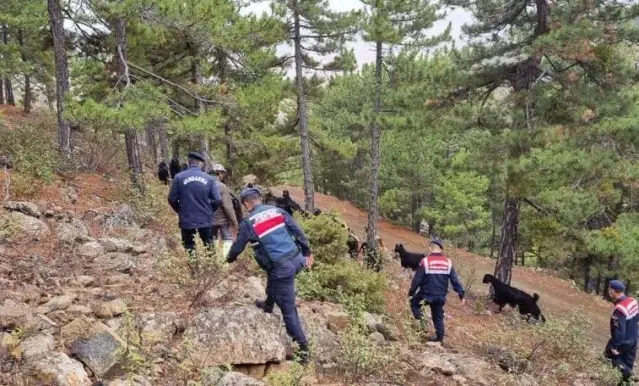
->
<box><xmin>269</xmin><ymin>0</ymin><xmax>359</xmax><ymax>212</ymax></box>
<box><xmin>360</xmin><ymin>0</ymin><xmax>447</xmax><ymax>248</ymax></box>
<box><xmin>449</xmin><ymin>0</ymin><xmax>639</xmax><ymax>284</ymax></box>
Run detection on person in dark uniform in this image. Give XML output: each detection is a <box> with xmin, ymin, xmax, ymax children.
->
<box><xmin>605</xmin><ymin>280</ymin><xmax>638</xmax><ymax>384</ymax></box>
<box><xmin>226</xmin><ymin>186</ymin><xmax>314</xmax><ymax>364</ymax></box>
<box><xmin>169</xmin><ymin>156</ymin><xmax>181</xmax><ymax>180</ymax></box>
<box><xmin>167</xmin><ymin>152</ymin><xmax>221</xmax><ymax>265</ymax></box>
<box><xmin>408</xmin><ymin>238</ymin><xmax>465</xmax><ymax>343</ymax></box>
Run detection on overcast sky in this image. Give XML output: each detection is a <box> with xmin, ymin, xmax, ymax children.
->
<box><xmin>244</xmin><ymin>0</ymin><xmax>473</xmax><ymax>69</ymax></box>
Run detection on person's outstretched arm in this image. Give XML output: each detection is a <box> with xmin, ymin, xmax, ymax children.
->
<box><xmin>227</xmin><ymin>221</ymin><xmax>250</xmax><ymax>263</ymax></box>
<box><xmin>449</xmin><ymin>266</ymin><xmax>466</xmax><ymax>300</ymax></box>
<box><xmin>167</xmin><ymin>179</ymin><xmax>179</xmax><ymax>213</ymax></box>
<box><xmin>408</xmin><ymin>263</ymin><xmax>425</xmax><ymax>297</ymax></box>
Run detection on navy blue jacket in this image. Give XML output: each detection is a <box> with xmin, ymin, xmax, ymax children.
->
<box><xmin>227</xmin><ymin>204</ymin><xmax>311</xmax><ymax>271</ymax></box>
<box><xmin>167</xmin><ymin>166</ymin><xmax>221</xmax><ymax>229</ymax></box>
<box><xmin>610</xmin><ymin>296</ymin><xmax>639</xmax><ymax>351</ymax></box>
<box><xmin>408</xmin><ymin>253</ymin><xmax>465</xmax><ymax>301</ymax></box>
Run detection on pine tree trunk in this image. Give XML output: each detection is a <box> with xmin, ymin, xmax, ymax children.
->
<box><xmin>47</xmin><ymin>0</ymin><xmax>71</xmax><ymax>155</ymax></box>
<box><xmin>158</xmin><ymin>121</ymin><xmax>169</xmax><ymax>162</ymax></box>
<box><xmin>494</xmin><ymin>196</ymin><xmax>520</xmax><ymax>285</ymax></box>
<box><xmin>190</xmin><ymin>59</ymin><xmax>210</xmax><ymax>171</ymax></box>
<box><xmin>0</xmin><ymin>77</ymin><xmax>5</xmax><ymax>104</ymax></box>
<box><xmin>2</xmin><ymin>26</ymin><xmax>15</xmax><ymax>106</ymax></box>
<box><xmin>584</xmin><ymin>255</ymin><xmax>592</xmax><ymax>292</ymax></box>
<box><xmin>293</xmin><ymin>6</ymin><xmax>315</xmax><ymax>212</ymax></box>
<box><xmin>366</xmin><ymin>40</ymin><xmax>383</xmax><ymax>249</ymax></box>
<box><xmin>172</xmin><ymin>140</ymin><xmax>180</xmax><ymax>159</ymax></box>
<box><xmin>145</xmin><ymin>121</ymin><xmax>158</xmax><ymax>164</ymax></box>
<box><xmin>114</xmin><ymin>16</ymin><xmax>144</xmax><ymax>191</ymax></box>
<box><xmin>17</xmin><ymin>29</ymin><xmax>32</xmax><ymax>114</ymax></box>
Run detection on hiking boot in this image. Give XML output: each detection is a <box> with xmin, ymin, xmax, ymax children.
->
<box><xmin>294</xmin><ymin>344</ymin><xmax>311</xmax><ymax>365</ymax></box>
<box><xmin>254</xmin><ymin>300</ymin><xmax>273</xmax><ymax>314</ymax></box>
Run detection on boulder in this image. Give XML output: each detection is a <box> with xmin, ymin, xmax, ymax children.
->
<box><xmin>368</xmin><ymin>332</ymin><xmax>385</xmax><ymax>343</ymax></box>
<box><xmin>18</xmin><ymin>333</ymin><xmax>55</xmax><ymax>361</ymax></box>
<box><xmin>0</xmin><ymin>299</ymin><xmax>32</xmax><ymax>329</ymax></box>
<box><xmin>136</xmin><ymin>312</ymin><xmax>180</xmax><ymax>354</ymax></box>
<box><xmin>362</xmin><ymin>312</ymin><xmax>383</xmax><ymax>334</ymax></box>
<box><xmin>93</xmin><ymin>252</ymin><xmax>136</xmax><ymax>273</ymax></box>
<box><xmin>99</xmin><ymin>238</ymin><xmax>134</xmax><ymax>253</ymax></box>
<box><xmin>376</xmin><ymin>319</ymin><xmax>400</xmax><ymax>342</ymax></box>
<box><xmin>205</xmin><ymin>276</ymin><xmax>265</xmax><ymax>305</ymax></box>
<box><xmin>69</xmin><ymin>321</ymin><xmax>125</xmax><ymax>377</ymax></box>
<box><xmin>67</xmin><ymin>305</ymin><xmax>93</xmax><ymax>316</ymax></box>
<box><xmin>74</xmin><ymin>275</ymin><xmax>96</xmax><ymax>287</ymax></box>
<box><xmin>3</xmin><ymin>201</ymin><xmax>41</xmax><ymax>218</ymax></box>
<box><xmin>25</xmin><ymin>352</ymin><xmax>91</xmax><ymax>386</ymax></box>
<box><xmin>56</xmin><ymin>219</ymin><xmax>90</xmax><ymax>244</ymax></box>
<box><xmin>77</xmin><ymin>241</ymin><xmax>105</xmax><ymax>259</ymax></box>
<box><xmin>421</xmin><ymin>356</ymin><xmax>457</xmax><ymax>376</ymax></box>
<box><xmin>298</xmin><ymin>304</ymin><xmax>339</xmax><ymax>364</ymax></box>
<box><xmin>202</xmin><ymin>368</ymin><xmax>265</xmax><ymax>386</ymax></box>
<box><xmin>182</xmin><ymin>306</ymin><xmax>288</xmax><ymax>367</ymax></box>
<box><xmin>326</xmin><ymin>311</ymin><xmax>350</xmax><ymax>332</ymax></box>
<box><xmin>96</xmin><ymin>299</ymin><xmax>128</xmax><ymax>319</ymax></box>
<box><xmin>38</xmin><ymin>294</ymin><xmax>76</xmax><ymax>314</ymax></box>
<box><xmin>4</xmin><ymin>212</ymin><xmax>50</xmax><ymax>241</ymax></box>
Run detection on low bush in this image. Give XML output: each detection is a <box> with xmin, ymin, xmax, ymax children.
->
<box><xmin>0</xmin><ymin>123</ymin><xmax>60</xmax><ymax>184</ymax></box>
<box><xmin>336</xmin><ymin>324</ymin><xmax>398</xmax><ymax>383</ymax></box>
<box><xmin>298</xmin><ymin>260</ymin><xmax>388</xmax><ymax>314</ymax></box>
<box><xmin>294</xmin><ymin>212</ymin><xmax>348</xmax><ymax>265</ymax></box>
<box><xmin>476</xmin><ymin>311</ymin><xmax>622</xmax><ymax>385</ymax></box>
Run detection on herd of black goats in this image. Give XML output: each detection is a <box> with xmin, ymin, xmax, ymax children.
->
<box><xmin>158</xmin><ymin>159</ymin><xmax>545</xmax><ymax>323</ymax></box>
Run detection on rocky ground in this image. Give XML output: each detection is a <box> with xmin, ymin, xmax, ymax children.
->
<box><xmin>0</xmin><ymin>177</ymin><xmax>612</xmax><ymax>386</ymax></box>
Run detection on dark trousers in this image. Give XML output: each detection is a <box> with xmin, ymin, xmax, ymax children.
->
<box><xmin>410</xmin><ymin>292</ymin><xmax>446</xmax><ymax>340</ymax></box>
<box><xmin>605</xmin><ymin>340</ymin><xmax>637</xmax><ymax>382</ymax></box>
<box><xmin>181</xmin><ymin>227</ymin><xmax>214</xmax><ymax>255</ymax></box>
<box><xmin>262</xmin><ymin>255</ymin><xmax>308</xmax><ymax>347</ymax></box>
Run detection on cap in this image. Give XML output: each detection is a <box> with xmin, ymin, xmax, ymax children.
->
<box><xmin>609</xmin><ymin>280</ymin><xmax>626</xmax><ymax>292</ymax></box>
<box><xmin>212</xmin><ymin>164</ymin><xmax>226</xmax><ymax>173</ymax></box>
<box><xmin>430</xmin><ymin>238</ymin><xmax>444</xmax><ymax>249</ymax></box>
<box><xmin>239</xmin><ymin>187</ymin><xmax>261</xmax><ymax>202</ymax></box>
<box><xmin>187</xmin><ymin>152</ymin><xmax>205</xmax><ymax>162</ymax></box>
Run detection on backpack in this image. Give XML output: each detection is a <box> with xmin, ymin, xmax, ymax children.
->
<box><xmin>230</xmin><ymin>193</ymin><xmax>243</xmax><ymax>224</ymax></box>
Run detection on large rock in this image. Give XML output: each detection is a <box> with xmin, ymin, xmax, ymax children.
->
<box><xmin>183</xmin><ymin>306</ymin><xmax>288</xmax><ymax>366</ymax></box>
<box><xmin>93</xmin><ymin>252</ymin><xmax>136</xmax><ymax>273</ymax></box>
<box><xmin>38</xmin><ymin>294</ymin><xmax>76</xmax><ymax>314</ymax></box>
<box><xmin>0</xmin><ymin>299</ymin><xmax>32</xmax><ymax>329</ymax></box>
<box><xmin>3</xmin><ymin>211</ymin><xmax>50</xmax><ymax>241</ymax></box>
<box><xmin>96</xmin><ymin>299</ymin><xmax>128</xmax><ymax>319</ymax></box>
<box><xmin>77</xmin><ymin>241</ymin><xmax>105</xmax><ymax>259</ymax></box>
<box><xmin>3</xmin><ymin>201</ymin><xmax>41</xmax><ymax>218</ymax></box>
<box><xmin>99</xmin><ymin>237</ymin><xmax>134</xmax><ymax>253</ymax></box>
<box><xmin>136</xmin><ymin>312</ymin><xmax>180</xmax><ymax>354</ymax></box>
<box><xmin>18</xmin><ymin>333</ymin><xmax>56</xmax><ymax>361</ymax></box>
<box><xmin>326</xmin><ymin>311</ymin><xmax>350</xmax><ymax>333</ymax></box>
<box><xmin>26</xmin><ymin>352</ymin><xmax>91</xmax><ymax>386</ymax></box>
<box><xmin>56</xmin><ymin>219</ymin><xmax>90</xmax><ymax>244</ymax></box>
<box><xmin>68</xmin><ymin>321</ymin><xmax>125</xmax><ymax>377</ymax></box>
<box><xmin>205</xmin><ymin>276</ymin><xmax>266</xmax><ymax>305</ymax></box>
<box><xmin>298</xmin><ymin>303</ymin><xmax>340</xmax><ymax>364</ymax></box>
<box><xmin>107</xmin><ymin>375</ymin><xmax>152</xmax><ymax>386</ymax></box>
<box><xmin>420</xmin><ymin>355</ymin><xmax>457</xmax><ymax>376</ymax></box>
<box><xmin>202</xmin><ymin>368</ymin><xmax>265</xmax><ymax>386</ymax></box>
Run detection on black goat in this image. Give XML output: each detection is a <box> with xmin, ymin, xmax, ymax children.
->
<box><xmin>482</xmin><ymin>274</ymin><xmax>546</xmax><ymax>322</ymax></box>
<box><xmin>169</xmin><ymin>157</ymin><xmax>181</xmax><ymax>179</ymax></box>
<box><xmin>157</xmin><ymin>161</ymin><xmax>170</xmax><ymax>185</ymax></box>
<box><xmin>393</xmin><ymin>244</ymin><xmax>424</xmax><ymax>278</ymax></box>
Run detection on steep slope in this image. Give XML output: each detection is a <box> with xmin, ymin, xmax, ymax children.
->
<box><xmin>274</xmin><ymin>185</ymin><xmax>613</xmax><ymax>347</ymax></box>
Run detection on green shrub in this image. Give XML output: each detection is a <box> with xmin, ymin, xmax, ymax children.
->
<box><xmin>0</xmin><ymin>123</ymin><xmax>60</xmax><ymax>184</ymax></box>
<box><xmin>298</xmin><ymin>260</ymin><xmax>387</xmax><ymax>314</ymax></box>
<box><xmin>336</xmin><ymin>324</ymin><xmax>398</xmax><ymax>383</ymax></box>
<box><xmin>477</xmin><ymin>311</ymin><xmax>622</xmax><ymax>385</ymax></box>
<box><xmin>294</xmin><ymin>212</ymin><xmax>348</xmax><ymax>264</ymax></box>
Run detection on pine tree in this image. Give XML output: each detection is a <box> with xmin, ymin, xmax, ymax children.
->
<box><xmin>47</xmin><ymin>0</ymin><xmax>71</xmax><ymax>155</ymax></box>
<box><xmin>448</xmin><ymin>0</ymin><xmax>639</xmax><ymax>284</ymax></box>
<box><xmin>360</xmin><ymin>0</ymin><xmax>447</xmax><ymax>248</ymax></box>
<box><xmin>268</xmin><ymin>0</ymin><xmax>360</xmax><ymax>212</ymax></box>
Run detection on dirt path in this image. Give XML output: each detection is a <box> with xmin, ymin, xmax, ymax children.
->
<box><xmin>274</xmin><ymin>185</ymin><xmax>613</xmax><ymax>347</ymax></box>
